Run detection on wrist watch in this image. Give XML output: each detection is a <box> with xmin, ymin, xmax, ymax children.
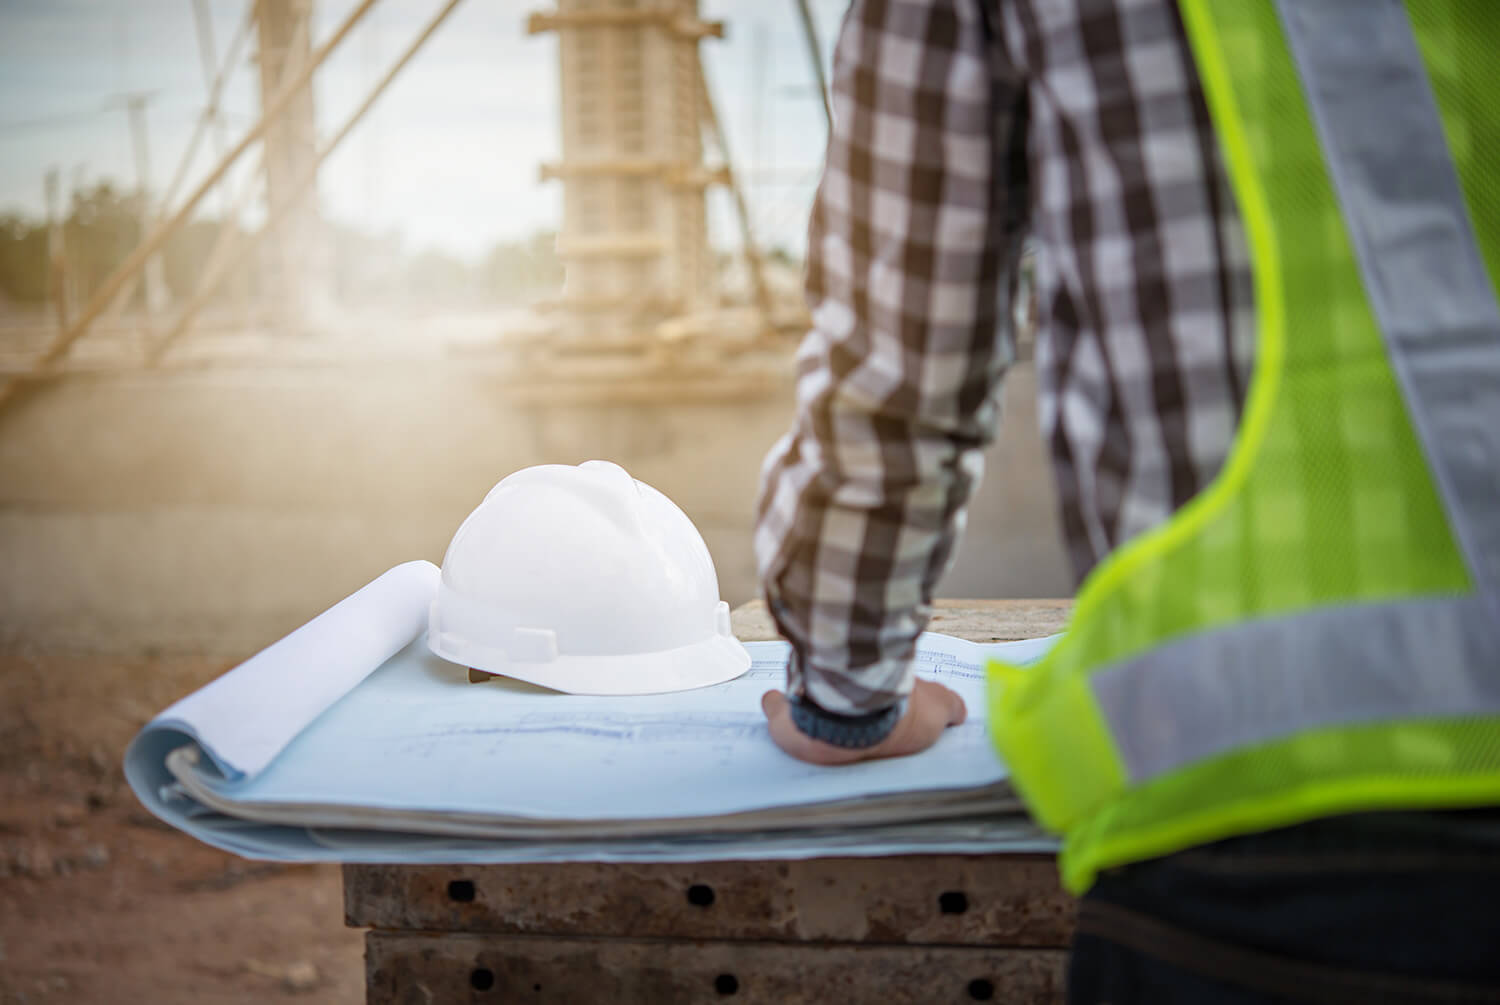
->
<box><xmin>788</xmin><ymin>694</ymin><xmax>906</xmax><ymax>749</ymax></box>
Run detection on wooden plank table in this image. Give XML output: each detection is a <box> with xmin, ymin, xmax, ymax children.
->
<box><xmin>346</xmin><ymin>599</ymin><xmax>1074</xmax><ymax>1004</ymax></box>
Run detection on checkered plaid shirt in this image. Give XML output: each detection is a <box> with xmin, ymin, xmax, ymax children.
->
<box><xmin>754</xmin><ymin>0</ymin><xmax>1256</xmax><ymax>716</ymax></box>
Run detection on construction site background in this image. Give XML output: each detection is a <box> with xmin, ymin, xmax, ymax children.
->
<box><xmin>0</xmin><ymin>340</ymin><xmax>1067</xmax><ymax>658</ymax></box>
<box><xmin>0</xmin><ymin>4</ymin><xmax>1069</xmax><ymax>999</ymax></box>
<box><xmin>0</xmin><ymin>0</ymin><xmax>1071</xmax><ymax>663</ymax></box>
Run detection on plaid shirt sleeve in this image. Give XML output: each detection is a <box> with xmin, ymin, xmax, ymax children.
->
<box><xmin>752</xmin><ymin>0</ymin><xmax>1031</xmax><ymax>716</ymax></box>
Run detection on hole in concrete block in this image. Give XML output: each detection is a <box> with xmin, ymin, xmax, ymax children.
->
<box><xmin>967</xmin><ymin>977</ymin><xmax>995</xmax><ymax>1000</ymax></box>
<box><xmin>471</xmin><ymin>968</ymin><xmax>495</xmax><ymax>991</ymax></box>
<box><xmin>714</xmin><ymin>973</ymin><xmax>739</xmax><ymax>995</ymax></box>
<box><xmin>939</xmin><ymin>890</ymin><xmax>969</xmax><ymax>914</ymax></box>
<box><xmin>448</xmin><ymin>879</ymin><xmax>477</xmax><ymax>903</ymax></box>
<box><xmin>687</xmin><ymin>883</ymin><xmax>716</xmax><ymax>907</ymax></box>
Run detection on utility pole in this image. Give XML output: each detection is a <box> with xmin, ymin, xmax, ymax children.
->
<box><xmin>123</xmin><ymin>92</ymin><xmax>171</xmax><ymax>317</ymax></box>
<box><xmin>44</xmin><ymin>169</ymin><xmax>68</xmax><ymax>334</ymax></box>
<box><xmin>67</xmin><ymin>165</ymin><xmax>86</xmax><ymax>315</ymax></box>
<box><xmin>109</xmin><ymin>9</ymin><xmax>168</xmax><ymax>321</ymax></box>
<box><xmin>190</xmin><ymin>0</ymin><xmax>251</xmax><ymax>328</ymax></box>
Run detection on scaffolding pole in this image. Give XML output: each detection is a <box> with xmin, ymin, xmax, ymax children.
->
<box><xmin>177</xmin><ymin>0</ymin><xmax>257</xmax><ymax>217</ymax></box>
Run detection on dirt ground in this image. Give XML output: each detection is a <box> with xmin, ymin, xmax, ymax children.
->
<box><xmin>0</xmin><ymin>361</ymin><xmax>1069</xmax><ymax>1003</ymax></box>
<box><xmin>0</xmin><ymin>639</ymin><xmax>365</xmax><ymax>1004</ymax></box>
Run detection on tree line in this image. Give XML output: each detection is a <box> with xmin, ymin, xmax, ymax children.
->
<box><xmin>0</xmin><ymin>181</ymin><xmax>565</xmax><ymax>313</ymax></box>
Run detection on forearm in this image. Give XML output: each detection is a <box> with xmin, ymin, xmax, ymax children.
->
<box><xmin>757</xmin><ymin>406</ymin><xmax>991</xmax><ymax>715</ymax></box>
<box><xmin>754</xmin><ymin>0</ymin><xmax>1028</xmax><ymax>720</ymax></box>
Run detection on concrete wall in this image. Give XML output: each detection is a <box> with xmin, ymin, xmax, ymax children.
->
<box><xmin>0</xmin><ymin>364</ymin><xmax>1070</xmax><ymax>658</ymax></box>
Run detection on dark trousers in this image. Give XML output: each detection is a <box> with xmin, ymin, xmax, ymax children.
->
<box><xmin>1067</xmin><ymin>809</ymin><xmax>1500</xmax><ymax>1004</ymax></box>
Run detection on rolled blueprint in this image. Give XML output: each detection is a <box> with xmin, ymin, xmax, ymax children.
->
<box><xmin>127</xmin><ymin>560</ymin><xmax>439</xmax><ymax>781</ymax></box>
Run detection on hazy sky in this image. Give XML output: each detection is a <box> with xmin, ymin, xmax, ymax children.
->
<box><xmin>0</xmin><ymin>0</ymin><xmax>844</xmax><ymax>261</ymax></box>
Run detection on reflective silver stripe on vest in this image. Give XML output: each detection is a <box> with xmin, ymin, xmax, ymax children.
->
<box><xmin>1092</xmin><ymin>595</ymin><xmax>1500</xmax><ymax>783</ymax></box>
<box><xmin>1278</xmin><ymin>0</ymin><xmax>1500</xmax><ymax>596</ymax></box>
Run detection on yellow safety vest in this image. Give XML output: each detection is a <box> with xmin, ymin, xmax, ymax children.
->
<box><xmin>991</xmin><ymin>0</ymin><xmax>1500</xmax><ymax>895</ymax></box>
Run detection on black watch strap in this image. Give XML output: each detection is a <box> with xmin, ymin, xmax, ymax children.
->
<box><xmin>787</xmin><ymin>694</ymin><xmax>906</xmax><ymax>749</ymax></box>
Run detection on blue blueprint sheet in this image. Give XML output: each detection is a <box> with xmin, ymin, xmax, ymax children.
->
<box><xmin>125</xmin><ymin>563</ymin><xmax>1059</xmax><ymax>863</ymax></box>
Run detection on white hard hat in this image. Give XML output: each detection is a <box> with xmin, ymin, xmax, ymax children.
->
<box><xmin>427</xmin><ymin>460</ymin><xmax>751</xmax><ymax>695</ymax></box>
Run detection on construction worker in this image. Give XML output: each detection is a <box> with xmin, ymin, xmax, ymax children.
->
<box><xmin>755</xmin><ymin>0</ymin><xmax>1500</xmax><ymax>1000</ymax></box>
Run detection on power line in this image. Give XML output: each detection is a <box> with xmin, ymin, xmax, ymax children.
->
<box><xmin>0</xmin><ymin>89</ymin><xmax>235</xmax><ymax>135</ymax></box>
<box><xmin>0</xmin><ymin>107</ymin><xmax>114</xmax><ymax>134</ymax></box>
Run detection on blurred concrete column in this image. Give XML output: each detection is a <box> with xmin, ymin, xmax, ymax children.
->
<box><xmin>256</xmin><ymin>0</ymin><xmax>332</xmax><ymax>331</ymax></box>
<box><xmin>532</xmin><ymin>1</ymin><xmax>722</xmax><ymax>338</ymax></box>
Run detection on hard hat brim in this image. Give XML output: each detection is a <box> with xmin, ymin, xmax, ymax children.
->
<box><xmin>428</xmin><ymin>630</ymin><xmax>752</xmax><ymax>696</ymax></box>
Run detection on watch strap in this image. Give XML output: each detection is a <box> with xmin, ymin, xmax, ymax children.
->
<box><xmin>787</xmin><ymin>694</ymin><xmax>905</xmax><ymax>749</ymax></box>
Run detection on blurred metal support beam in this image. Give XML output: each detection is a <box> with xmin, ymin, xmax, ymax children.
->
<box><xmin>696</xmin><ymin>60</ymin><xmax>773</xmax><ymax>330</ymax></box>
<box><xmin>0</xmin><ymin>0</ymin><xmax>383</xmax><ymax>410</ymax></box>
<box><xmin>793</xmin><ymin>0</ymin><xmax>833</xmax><ymax>135</ymax></box>
<box><xmin>526</xmin><ymin>7</ymin><xmax>724</xmax><ymax>39</ymax></box>
<box><xmin>538</xmin><ymin>158</ymin><xmax>729</xmax><ymax>189</ymax></box>
<box><xmin>145</xmin><ymin>0</ymin><xmax>468</xmax><ymax>365</ymax></box>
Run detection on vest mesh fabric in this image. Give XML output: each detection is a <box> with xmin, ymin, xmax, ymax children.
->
<box><xmin>1409</xmin><ymin>1</ymin><xmax>1500</xmax><ymax>298</ymax></box>
<box><xmin>992</xmin><ymin>0</ymin><xmax>1499</xmax><ymax>893</ymax></box>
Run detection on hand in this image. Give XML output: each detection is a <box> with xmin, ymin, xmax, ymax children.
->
<box><xmin>760</xmin><ymin>679</ymin><xmax>968</xmax><ymax>766</ymax></box>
